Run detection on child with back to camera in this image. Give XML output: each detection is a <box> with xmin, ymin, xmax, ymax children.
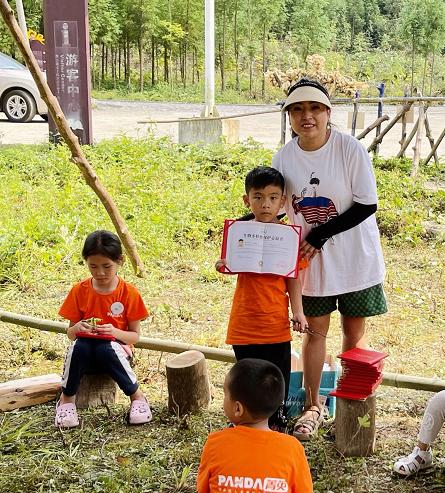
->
<box><xmin>197</xmin><ymin>358</ymin><xmax>313</xmax><ymax>493</ymax></box>
<box><xmin>55</xmin><ymin>230</ymin><xmax>152</xmax><ymax>428</ymax></box>
<box><xmin>216</xmin><ymin>166</ymin><xmax>308</xmax><ymax>432</ymax></box>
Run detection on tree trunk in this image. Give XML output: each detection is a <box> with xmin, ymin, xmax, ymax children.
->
<box><xmin>91</xmin><ymin>43</ymin><xmax>96</xmax><ymax>89</ymax></box>
<box><xmin>234</xmin><ymin>0</ymin><xmax>240</xmax><ymax>92</ymax></box>
<box><xmin>410</xmin><ymin>34</ymin><xmax>415</xmax><ymax>95</ymax></box>
<box><xmin>139</xmin><ymin>35</ymin><xmax>144</xmax><ymax>92</ymax></box>
<box><xmin>118</xmin><ymin>44</ymin><xmax>122</xmax><ymax>81</ymax></box>
<box><xmin>76</xmin><ymin>374</ymin><xmax>118</xmax><ymax>408</ymax></box>
<box><xmin>220</xmin><ymin>1</ymin><xmax>226</xmax><ymax>91</ymax></box>
<box><xmin>429</xmin><ymin>51</ymin><xmax>435</xmax><ymax>96</ymax></box>
<box><xmin>166</xmin><ymin>350</ymin><xmax>211</xmax><ymax>416</ymax></box>
<box><xmin>262</xmin><ymin>22</ymin><xmax>266</xmax><ymax>99</ymax></box>
<box><xmin>101</xmin><ymin>43</ymin><xmax>105</xmax><ymax>83</ymax></box>
<box><xmin>151</xmin><ymin>36</ymin><xmax>156</xmax><ymax>86</ymax></box>
<box><xmin>164</xmin><ymin>42</ymin><xmax>169</xmax><ymax>82</ymax></box>
<box><xmin>126</xmin><ymin>37</ymin><xmax>131</xmax><ymax>88</ymax></box>
<box><xmin>0</xmin><ymin>374</ymin><xmax>61</xmax><ymax>411</ymax></box>
<box><xmin>335</xmin><ymin>395</ymin><xmax>376</xmax><ymax>457</ymax></box>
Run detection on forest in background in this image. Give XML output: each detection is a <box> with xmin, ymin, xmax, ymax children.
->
<box><xmin>1</xmin><ymin>0</ymin><xmax>445</xmax><ymax>101</ymax></box>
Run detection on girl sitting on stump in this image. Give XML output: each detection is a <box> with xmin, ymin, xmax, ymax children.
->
<box><xmin>55</xmin><ymin>230</ymin><xmax>151</xmax><ymax>428</ymax></box>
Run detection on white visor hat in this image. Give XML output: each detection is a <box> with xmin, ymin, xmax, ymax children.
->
<box><xmin>282</xmin><ymin>85</ymin><xmax>332</xmax><ymax>111</ymax></box>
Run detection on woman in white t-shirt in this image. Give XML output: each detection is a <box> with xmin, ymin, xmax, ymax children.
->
<box><xmin>273</xmin><ymin>79</ymin><xmax>387</xmax><ymax>440</ymax></box>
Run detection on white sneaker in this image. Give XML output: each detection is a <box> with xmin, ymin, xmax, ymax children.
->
<box><xmin>394</xmin><ymin>446</ymin><xmax>433</xmax><ymax>477</ymax></box>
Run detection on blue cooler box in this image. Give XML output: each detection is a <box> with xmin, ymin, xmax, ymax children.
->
<box><xmin>286</xmin><ymin>361</ymin><xmax>340</xmax><ymax>417</ymax></box>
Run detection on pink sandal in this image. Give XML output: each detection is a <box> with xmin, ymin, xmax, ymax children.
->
<box><xmin>129</xmin><ymin>399</ymin><xmax>152</xmax><ymax>425</ymax></box>
<box><xmin>54</xmin><ymin>400</ymin><xmax>79</xmax><ymax>428</ymax></box>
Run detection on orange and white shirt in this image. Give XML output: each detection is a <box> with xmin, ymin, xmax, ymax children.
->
<box><xmin>59</xmin><ymin>276</ymin><xmax>148</xmax><ymax>330</ymax></box>
<box><xmin>226</xmin><ymin>273</ymin><xmax>291</xmax><ymax>345</ymax></box>
<box><xmin>197</xmin><ymin>426</ymin><xmax>313</xmax><ymax>493</ymax></box>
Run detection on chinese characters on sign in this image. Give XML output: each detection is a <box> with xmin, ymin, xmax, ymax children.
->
<box><xmin>43</xmin><ymin>0</ymin><xmax>92</xmax><ymax>144</ymax></box>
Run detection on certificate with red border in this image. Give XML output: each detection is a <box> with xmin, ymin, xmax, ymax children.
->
<box><xmin>220</xmin><ymin>220</ymin><xmax>302</xmax><ymax>278</ymax></box>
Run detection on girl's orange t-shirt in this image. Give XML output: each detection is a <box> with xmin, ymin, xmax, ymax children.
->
<box><xmin>59</xmin><ymin>277</ymin><xmax>149</xmax><ymax>330</ymax></box>
<box><xmin>226</xmin><ymin>273</ymin><xmax>291</xmax><ymax>345</ymax></box>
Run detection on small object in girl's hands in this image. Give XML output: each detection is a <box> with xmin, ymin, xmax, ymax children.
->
<box><xmin>77</xmin><ymin>317</ymin><xmax>115</xmax><ymax>340</ymax></box>
<box><xmin>83</xmin><ymin>317</ymin><xmax>102</xmax><ymax>329</ymax></box>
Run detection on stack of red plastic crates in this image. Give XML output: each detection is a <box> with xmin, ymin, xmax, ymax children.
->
<box><xmin>330</xmin><ymin>347</ymin><xmax>387</xmax><ymax>400</ymax></box>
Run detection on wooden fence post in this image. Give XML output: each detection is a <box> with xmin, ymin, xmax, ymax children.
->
<box><xmin>411</xmin><ymin>91</ymin><xmax>425</xmax><ymax>178</ymax></box>
<box><xmin>374</xmin><ymin>83</ymin><xmax>385</xmax><ymax>155</ymax></box>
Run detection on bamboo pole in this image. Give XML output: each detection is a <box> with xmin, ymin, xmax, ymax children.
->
<box><xmin>0</xmin><ymin>0</ymin><xmax>146</xmax><ymax>277</ymax></box>
<box><xmin>0</xmin><ymin>310</ymin><xmax>236</xmax><ymax>363</ymax></box>
<box><xmin>2</xmin><ymin>309</ymin><xmax>445</xmax><ymax>390</ymax></box>
<box><xmin>424</xmin><ymin>127</ymin><xmax>445</xmax><ymax>165</ymax></box>
<box><xmin>367</xmin><ymin>103</ymin><xmax>413</xmax><ymax>153</ymax></box>
<box><xmin>356</xmin><ymin>115</ymin><xmax>389</xmax><ymax>140</ymax></box>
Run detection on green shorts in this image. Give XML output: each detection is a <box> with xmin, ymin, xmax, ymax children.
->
<box><xmin>302</xmin><ymin>283</ymin><xmax>387</xmax><ymax>318</ymax></box>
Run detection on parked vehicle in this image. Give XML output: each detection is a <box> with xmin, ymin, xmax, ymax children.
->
<box><xmin>0</xmin><ymin>52</ymin><xmax>47</xmax><ymax>122</ymax></box>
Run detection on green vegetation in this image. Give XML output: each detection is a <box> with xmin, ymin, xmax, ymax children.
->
<box><xmin>0</xmin><ymin>137</ymin><xmax>444</xmax><ymax>492</ymax></box>
<box><xmin>2</xmin><ymin>0</ymin><xmax>445</xmax><ymax>101</ymax></box>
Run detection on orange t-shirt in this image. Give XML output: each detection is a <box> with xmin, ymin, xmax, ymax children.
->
<box><xmin>226</xmin><ymin>273</ymin><xmax>291</xmax><ymax>345</ymax></box>
<box><xmin>59</xmin><ymin>277</ymin><xmax>149</xmax><ymax>330</ymax></box>
<box><xmin>197</xmin><ymin>426</ymin><xmax>313</xmax><ymax>493</ymax></box>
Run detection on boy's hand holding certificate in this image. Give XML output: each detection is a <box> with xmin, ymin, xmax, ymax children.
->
<box><xmin>220</xmin><ymin>220</ymin><xmax>302</xmax><ymax>278</ymax></box>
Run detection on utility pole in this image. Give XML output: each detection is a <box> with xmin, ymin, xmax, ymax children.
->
<box><xmin>203</xmin><ymin>0</ymin><xmax>218</xmax><ymax>117</ymax></box>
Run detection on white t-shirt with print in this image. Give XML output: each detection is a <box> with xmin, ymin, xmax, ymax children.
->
<box><xmin>272</xmin><ymin>128</ymin><xmax>385</xmax><ymax>297</ymax></box>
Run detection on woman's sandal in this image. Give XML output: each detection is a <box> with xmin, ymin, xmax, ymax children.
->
<box><xmin>293</xmin><ymin>405</ymin><xmax>323</xmax><ymax>441</ymax></box>
<box><xmin>393</xmin><ymin>446</ymin><xmax>433</xmax><ymax>477</ymax></box>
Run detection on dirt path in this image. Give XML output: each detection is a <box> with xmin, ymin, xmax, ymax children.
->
<box><xmin>1</xmin><ymin>99</ymin><xmax>445</xmax><ymax>159</ymax></box>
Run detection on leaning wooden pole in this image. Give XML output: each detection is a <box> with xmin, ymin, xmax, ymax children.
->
<box><xmin>2</xmin><ymin>309</ymin><xmax>445</xmax><ymax>391</ymax></box>
<box><xmin>356</xmin><ymin>115</ymin><xmax>389</xmax><ymax>141</ymax></box>
<box><xmin>0</xmin><ymin>0</ymin><xmax>146</xmax><ymax>277</ymax></box>
<box><xmin>367</xmin><ymin>102</ymin><xmax>413</xmax><ymax>153</ymax></box>
<box><xmin>424</xmin><ymin>127</ymin><xmax>445</xmax><ymax>166</ymax></box>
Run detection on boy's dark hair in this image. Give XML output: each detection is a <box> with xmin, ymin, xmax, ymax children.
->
<box><xmin>82</xmin><ymin>230</ymin><xmax>122</xmax><ymax>261</ymax></box>
<box><xmin>227</xmin><ymin>358</ymin><xmax>285</xmax><ymax>419</ymax></box>
<box><xmin>245</xmin><ymin>166</ymin><xmax>285</xmax><ymax>194</ymax></box>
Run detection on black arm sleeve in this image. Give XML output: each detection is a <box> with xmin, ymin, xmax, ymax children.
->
<box><xmin>305</xmin><ymin>202</ymin><xmax>377</xmax><ymax>249</ymax></box>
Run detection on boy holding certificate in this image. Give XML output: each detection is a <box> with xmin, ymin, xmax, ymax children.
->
<box><xmin>216</xmin><ymin>166</ymin><xmax>308</xmax><ymax>432</ymax></box>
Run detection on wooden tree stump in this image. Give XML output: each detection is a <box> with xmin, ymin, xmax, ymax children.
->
<box><xmin>75</xmin><ymin>374</ymin><xmax>118</xmax><ymax>409</ymax></box>
<box><xmin>166</xmin><ymin>350</ymin><xmax>211</xmax><ymax>416</ymax></box>
<box><xmin>335</xmin><ymin>395</ymin><xmax>376</xmax><ymax>457</ymax></box>
<box><xmin>0</xmin><ymin>374</ymin><xmax>61</xmax><ymax>411</ymax></box>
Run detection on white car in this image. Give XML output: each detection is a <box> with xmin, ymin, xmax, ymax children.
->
<box><xmin>0</xmin><ymin>51</ymin><xmax>47</xmax><ymax>122</ymax></box>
